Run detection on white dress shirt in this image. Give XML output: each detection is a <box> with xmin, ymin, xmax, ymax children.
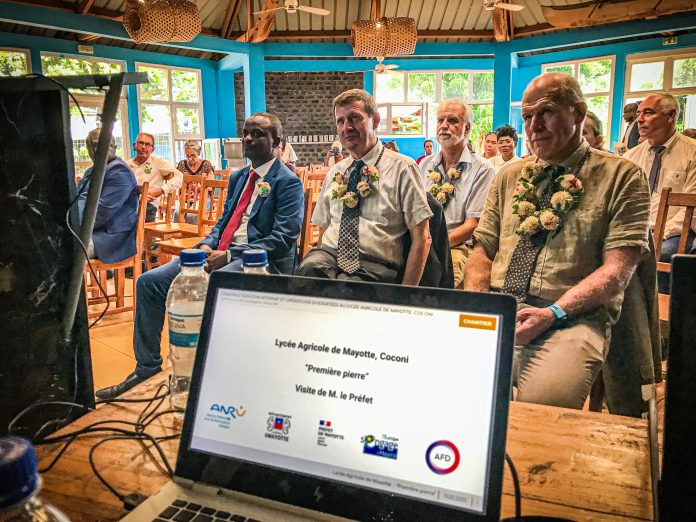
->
<box><xmin>488</xmin><ymin>153</ymin><xmax>521</xmax><ymax>174</ymax></box>
<box><xmin>231</xmin><ymin>156</ymin><xmax>276</xmax><ymax>245</ymax></box>
<box><xmin>128</xmin><ymin>154</ymin><xmax>183</xmax><ymax>206</ymax></box>
<box><xmin>624</xmin><ymin>131</ymin><xmax>696</xmax><ymax>238</ymax></box>
<box><xmin>419</xmin><ymin>145</ymin><xmax>496</xmax><ymax>240</ymax></box>
<box><xmin>312</xmin><ymin>142</ymin><xmax>432</xmax><ymax>267</ymax></box>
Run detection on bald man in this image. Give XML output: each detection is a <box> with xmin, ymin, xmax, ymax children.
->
<box><xmin>465</xmin><ymin>72</ymin><xmax>650</xmax><ymax>409</ymax></box>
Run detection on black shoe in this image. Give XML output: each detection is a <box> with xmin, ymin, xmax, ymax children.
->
<box><xmin>95</xmin><ymin>372</ymin><xmax>152</xmax><ymax>400</ymax></box>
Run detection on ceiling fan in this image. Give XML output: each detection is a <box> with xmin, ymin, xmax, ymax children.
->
<box><xmin>483</xmin><ymin>0</ymin><xmax>525</xmax><ymax>12</ymax></box>
<box><xmin>359</xmin><ymin>57</ymin><xmax>399</xmax><ymax>74</ymax></box>
<box><xmin>254</xmin><ymin>0</ymin><xmax>330</xmax><ymax>16</ymax></box>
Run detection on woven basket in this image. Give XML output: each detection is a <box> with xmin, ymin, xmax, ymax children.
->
<box><xmin>124</xmin><ymin>0</ymin><xmax>201</xmax><ymax>44</ymax></box>
<box><xmin>351</xmin><ymin>17</ymin><xmax>417</xmax><ymax>57</ymax></box>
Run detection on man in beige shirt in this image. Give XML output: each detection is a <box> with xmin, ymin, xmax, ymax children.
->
<box><xmin>624</xmin><ymin>93</ymin><xmax>696</xmax><ymax>293</ymax></box>
<box><xmin>465</xmin><ymin>72</ymin><xmax>650</xmax><ymax>409</ymax></box>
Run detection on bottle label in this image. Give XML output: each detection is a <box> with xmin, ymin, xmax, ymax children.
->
<box><xmin>169</xmin><ymin>312</ymin><xmax>203</xmax><ymax>348</ymax></box>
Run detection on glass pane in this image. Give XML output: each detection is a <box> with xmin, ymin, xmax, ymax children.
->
<box><xmin>176</xmin><ymin>107</ymin><xmax>200</xmax><ymax>135</ymax></box>
<box><xmin>0</xmin><ymin>50</ymin><xmax>28</xmax><ymax>76</ymax></box>
<box><xmin>390</xmin><ymin>105</ymin><xmax>423</xmax><ymax>135</ymax></box>
<box><xmin>426</xmin><ymin>102</ymin><xmax>438</xmax><ymax>140</ymax></box>
<box><xmin>579</xmin><ymin>59</ymin><xmax>611</xmax><ymax>93</ymax></box>
<box><xmin>586</xmin><ymin>95</ymin><xmax>610</xmax><ymax>140</ymax></box>
<box><xmin>171</xmin><ymin>69</ymin><xmax>199</xmax><ymax>102</ymax></box>
<box><xmin>376</xmin><ymin>105</ymin><xmax>388</xmax><ymax>134</ymax></box>
<box><xmin>630</xmin><ymin>61</ymin><xmax>664</xmax><ymax>91</ymax></box>
<box><xmin>407</xmin><ymin>73</ymin><xmax>436</xmax><ymax>102</ymax></box>
<box><xmin>673</xmin><ymin>57</ymin><xmax>696</xmax><ymax>89</ymax></box>
<box><xmin>545</xmin><ymin>64</ymin><xmax>574</xmax><ymax>76</ymax></box>
<box><xmin>41</xmin><ymin>55</ymin><xmax>121</xmax><ymax>76</ymax></box>
<box><xmin>375</xmin><ymin>72</ymin><xmax>404</xmax><ymax>103</ymax></box>
<box><xmin>138</xmin><ymin>65</ymin><xmax>169</xmax><ymax>101</ymax></box>
<box><xmin>70</xmin><ymin>105</ymin><xmax>125</xmax><ymax>178</ymax></box>
<box><xmin>442</xmin><ymin>72</ymin><xmax>469</xmax><ymax>99</ymax></box>
<box><xmin>675</xmin><ymin>93</ymin><xmax>696</xmax><ymax>132</ymax></box>
<box><xmin>469</xmin><ymin>104</ymin><xmax>494</xmax><ymax>153</ymax></box>
<box><xmin>473</xmin><ymin>72</ymin><xmax>494</xmax><ymax>101</ymax></box>
<box><xmin>141</xmin><ymin>104</ymin><xmax>172</xmax><ymax>161</ymax></box>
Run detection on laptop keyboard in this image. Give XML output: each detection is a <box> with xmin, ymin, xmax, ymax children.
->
<box><xmin>152</xmin><ymin>499</ymin><xmax>263</xmax><ymax>522</ymax></box>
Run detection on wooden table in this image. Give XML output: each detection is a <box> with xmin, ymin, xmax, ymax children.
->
<box><xmin>36</xmin><ymin>373</ymin><xmax>652</xmax><ymax>521</ymax></box>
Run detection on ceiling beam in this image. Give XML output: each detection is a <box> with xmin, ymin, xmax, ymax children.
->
<box><xmin>492</xmin><ymin>6</ymin><xmax>513</xmax><ymax>42</ymax></box>
<box><xmin>371</xmin><ymin>0</ymin><xmax>381</xmax><ymax>20</ymax></box>
<box><xmin>221</xmin><ymin>0</ymin><xmax>242</xmax><ymax>38</ymax></box>
<box><xmin>77</xmin><ymin>0</ymin><xmax>94</xmax><ymax>15</ymax></box>
<box><xmin>236</xmin><ymin>0</ymin><xmax>280</xmax><ymax>43</ymax></box>
<box><xmin>230</xmin><ymin>29</ymin><xmax>495</xmax><ymax>41</ymax></box>
<box><xmin>5</xmin><ymin>0</ymin><xmax>122</xmax><ymax>20</ymax></box>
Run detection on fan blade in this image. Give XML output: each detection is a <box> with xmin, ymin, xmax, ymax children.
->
<box><xmin>252</xmin><ymin>7</ymin><xmax>285</xmax><ymax>15</ymax></box>
<box><xmin>497</xmin><ymin>3</ymin><xmax>525</xmax><ymax>11</ymax></box>
<box><xmin>384</xmin><ymin>64</ymin><xmax>399</xmax><ymax>69</ymax></box>
<box><xmin>296</xmin><ymin>5</ymin><xmax>331</xmax><ymax>15</ymax></box>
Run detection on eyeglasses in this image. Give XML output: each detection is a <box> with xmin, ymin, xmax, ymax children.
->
<box><xmin>135</xmin><ymin>141</ymin><xmax>154</xmax><ymax>147</ymax></box>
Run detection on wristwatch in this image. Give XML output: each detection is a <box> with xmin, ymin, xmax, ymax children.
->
<box><xmin>547</xmin><ymin>303</ymin><xmax>569</xmax><ymax>329</ymax></box>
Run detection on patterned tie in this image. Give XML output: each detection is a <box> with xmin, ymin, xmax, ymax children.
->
<box><xmin>648</xmin><ymin>145</ymin><xmax>666</xmax><ymax>194</ymax></box>
<box><xmin>337</xmin><ymin>160</ymin><xmax>365</xmax><ymax>274</ymax></box>
<box><xmin>217</xmin><ymin>169</ymin><xmax>259</xmax><ymax>251</ymax></box>
<box><xmin>501</xmin><ymin>165</ymin><xmax>565</xmax><ymax>303</ymax></box>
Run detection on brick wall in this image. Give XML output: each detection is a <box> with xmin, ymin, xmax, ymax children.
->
<box><xmin>234</xmin><ymin>71</ymin><xmax>364</xmax><ymax>166</ymax></box>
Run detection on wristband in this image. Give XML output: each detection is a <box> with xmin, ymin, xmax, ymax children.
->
<box><xmin>547</xmin><ymin>303</ymin><xmax>568</xmax><ymax>329</ymax></box>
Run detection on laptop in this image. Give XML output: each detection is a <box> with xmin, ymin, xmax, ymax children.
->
<box><xmin>124</xmin><ymin>273</ymin><xmax>516</xmax><ymax>521</ymax></box>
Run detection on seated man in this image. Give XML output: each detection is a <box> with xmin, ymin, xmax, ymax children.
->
<box><xmin>297</xmin><ymin>89</ymin><xmax>432</xmax><ymax>285</ymax></box>
<box><xmin>465</xmin><ymin>72</ymin><xmax>650</xmax><ymax>410</ymax></box>
<box><xmin>77</xmin><ymin>128</ymin><xmax>138</xmax><ymax>263</ymax></box>
<box><xmin>489</xmin><ymin>124</ymin><xmax>521</xmax><ymax>174</ymax></box>
<box><xmin>96</xmin><ymin>113</ymin><xmax>304</xmax><ymax>399</ymax></box>
<box><xmin>624</xmin><ymin>93</ymin><xmax>696</xmax><ymax>294</ymax></box>
<box><xmin>419</xmin><ymin>99</ymin><xmax>495</xmax><ymax>288</ymax></box>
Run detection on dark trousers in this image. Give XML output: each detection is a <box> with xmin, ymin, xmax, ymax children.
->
<box><xmin>296</xmin><ymin>247</ymin><xmax>398</xmax><ymax>283</ymax></box>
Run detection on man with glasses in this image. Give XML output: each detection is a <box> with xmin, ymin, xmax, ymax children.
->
<box><xmin>128</xmin><ymin>132</ymin><xmax>183</xmax><ymax>222</ymax></box>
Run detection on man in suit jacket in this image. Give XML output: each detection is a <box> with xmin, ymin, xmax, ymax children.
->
<box><xmin>77</xmin><ymin>128</ymin><xmax>138</xmax><ymax>263</ymax></box>
<box><xmin>622</xmin><ymin>102</ymin><xmax>641</xmax><ymax>150</ymax></box>
<box><xmin>96</xmin><ymin>113</ymin><xmax>304</xmax><ymax>399</ymax></box>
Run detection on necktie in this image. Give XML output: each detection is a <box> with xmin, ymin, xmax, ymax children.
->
<box><xmin>648</xmin><ymin>145</ymin><xmax>666</xmax><ymax>194</ymax></box>
<box><xmin>501</xmin><ymin>165</ymin><xmax>565</xmax><ymax>303</ymax></box>
<box><xmin>217</xmin><ymin>169</ymin><xmax>259</xmax><ymax>251</ymax></box>
<box><xmin>337</xmin><ymin>160</ymin><xmax>365</xmax><ymax>274</ymax></box>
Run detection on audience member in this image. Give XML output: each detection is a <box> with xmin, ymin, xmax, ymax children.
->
<box><xmin>416</xmin><ymin>139</ymin><xmax>434</xmax><ymax>165</ymax></box>
<box><xmin>621</xmin><ymin>102</ymin><xmax>640</xmax><ymax>150</ymax></box>
<box><xmin>465</xmin><ymin>72</ymin><xmax>650</xmax><ymax>410</ymax></box>
<box><xmin>278</xmin><ymin>139</ymin><xmax>296</xmax><ymax>173</ymax></box>
<box><xmin>77</xmin><ymin>128</ymin><xmax>138</xmax><ymax>263</ymax></box>
<box><xmin>297</xmin><ymin>89</ymin><xmax>432</xmax><ymax>285</ymax></box>
<box><xmin>482</xmin><ymin>131</ymin><xmax>498</xmax><ymax>161</ymax></box>
<box><xmin>96</xmin><ymin>113</ymin><xmax>304</xmax><ymax>399</ymax></box>
<box><xmin>324</xmin><ymin>140</ymin><xmax>344</xmax><ymax>167</ymax></box>
<box><xmin>419</xmin><ymin>98</ymin><xmax>495</xmax><ymax>288</ymax></box>
<box><xmin>582</xmin><ymin>111</ymin><xmax>605</xmax><ymax>150</ymax></box>
<box><xmin>128</xmin><ymin>132</ymin><xmax>183</xmax><ymax>222</ymax></box>
<box><xmin>624</xmin><ymin>93</ymin><xmax>696</xmax><ymax>293</ymax></box>
<box><xmin>384</xmin><ymin>140</ymin><xmax>399</xmax><ymax>152</ymax></box>
<box><xmin>490</xmin><ymin>124</ymin><xmax>521</xmax><ymax>173</ymax></box>
<box><xmin>176</xmin><ymin>140</ymin><xmax>214</xmax><ymax>178</ymax></box>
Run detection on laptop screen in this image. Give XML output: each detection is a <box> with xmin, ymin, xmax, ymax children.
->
<box><xmin>188</xmin><ymin>285</ymin><xmax>506</xmax><ymax>516</ymax></box>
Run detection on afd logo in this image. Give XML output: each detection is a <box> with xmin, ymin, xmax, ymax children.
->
<box><xmin>209</xmin><ymin>404</ymin><xmax>246</xmax><ymax>418</ymax></box>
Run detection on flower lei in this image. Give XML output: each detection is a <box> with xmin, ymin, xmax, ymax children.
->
<box><xmin>256</xmin><ymin>181</ymin><xmax>271</xmax><ymax>198</ymax></box>
<box><xmin>512</xmin><ymin>162</ymin><xmax>585</xmax><ymax>238</ymax></box>
<box><xmin>331</xmin><ymin>152</ymin><xmax>382</xmax><ymax>208</ymax></box>
<box><xmin>426</xmin><ymin>164</ymin><xmax>463</xmax><ymax>207</ymax></box>
<box><xmin>144</xmin><ymin>163</ymin><xmax>152</xmax><ymax>175</ymax></box>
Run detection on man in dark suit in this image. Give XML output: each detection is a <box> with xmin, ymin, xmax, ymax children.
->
<box><xmin>622</xmin><ymin>102</ymin><xmax>641</xmax><ymax>150</ymax></box>
<box><xmin>96</xmin><ymin>113</ymin><xmax>304</xmax><ymax>399</ymax></box>
<box><xmin>77</xmin><ymin>128</ymin><xmax>138</xmax><ymax>263</ymax></box>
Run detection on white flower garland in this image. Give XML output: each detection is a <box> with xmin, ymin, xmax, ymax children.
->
<box><xmin>426</xmin><ymin>164</ymin><xmax>463</xmax><ymax>207</ymax></box>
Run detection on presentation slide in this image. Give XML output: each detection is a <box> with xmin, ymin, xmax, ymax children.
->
<box><xmin>190</xmin><ymin>289</ymin><xmax>502</xmax><ymax>512</ymax></box>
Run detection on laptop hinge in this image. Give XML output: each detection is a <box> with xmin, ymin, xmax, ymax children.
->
<box><xmin>173</xmin><ymin>477</ymin><xmax>195</xmax><ymax>489</ymax></box>
<box><xmin>191</xmin><ymin>482</ymin><xmax>224</xmax><ymax>497</ymax></box>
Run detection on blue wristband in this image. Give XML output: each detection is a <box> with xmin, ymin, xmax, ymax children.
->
<box><xmin>547</xmin><ymin>303</ymin><xmax>568</xmax><ymax>329</ymax></box>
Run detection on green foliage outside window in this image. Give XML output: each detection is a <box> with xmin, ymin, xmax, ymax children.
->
<box><xmin>473</xmin><ymin>72</ymin><xmax>494</xmax><ymax>101</ymax></box>
<box><xmin>407</xmin><ymin>73</ymin><xmax>436</xmax><ymax>102</ymax></box>
<box><xmin>673</xmin><ymin>58</ymin><xmax>696</xmax><ymax>89</ymax></box>
<box><xmin>579</xmin><ymin>60</ymin><xmax>611</xmax><ymax>93</ymax></box>
<box><xmin>138</xmin><ymin>65</ymin><xmax>169</xmax><ymax>101</ymax></box>
<box><xmin>0</xmin><ymin>50</ymin><xmax>28</xmax><ymax>76</ymax></box>
<box><xmin>442</xmin><ymin>72</ymin><xmax>469</xmax><ymax>99</ymax></box>
<box><xmin>172</xmin><ymin>70</ymin><xmax>199</xmax><ymax>102</ymax></box>
<box><xmin>545</xmin><ymin>64</ymin><xmax>574</xmax><ymax>76</ymax></box>
<box><xmin>470</xmin><ymin>104</ymin><xmax>494</xmax><ymax>152</ymax></box>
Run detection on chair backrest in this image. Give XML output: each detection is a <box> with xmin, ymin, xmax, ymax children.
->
<box><xmin>135</xmin><ymin>182</ymin><xmax>149</xmax><ymax>260</ymax></box>
<box><xmin>295</xmin><ymin>166</ymin><xmax>307</xmax><ymax>181</ymax></box>
<box><xmin>214</xmin><ymin>168</ymin><xmax>232</xmax><ymax>181</ymax></box>
<box><xmin>197</xmin><ymin>179</ymin><xmax>229</xmax><ymax>236</ymax></box>
<box><xmin>303</xmin><ymin>171</ymin><xmax>326</xmax><ymax>200</ymax></box>
<box><xmin>178</xmin><ymin>174</ymin><xmax>204</xmax><ymax>224</ymax></box>
<box><xmin>652</xmin><ymin>187</ymin><xmax>696</xmax><ymax>274</ymax></box>
<box><xmin>297</xmin><ymin>188</ymin><xmax>312</xmax><ymax>262</ymax></box>
<box><xmin>156</xmin><ymin>190</ymin><xmax>176</xmax><ymax>224</ymax></box>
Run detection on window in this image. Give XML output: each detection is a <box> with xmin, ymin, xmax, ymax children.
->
<box><xmin>374</xmin><ymin>70</ymin><xmax>494</xmax><ymax>143</ymax></box>
<box><xmin>136</xmin><ymin>63</ymin><xmax>204</xmax><ymax>163</ymax></box>
<box><xmin>0</xmin><ymin>48</ymin><xmax>30</xmax><ymax>76</ymax></box>
<box><xmin>625</xmin><ymin>49</ymin><xmax>696</xmax><ymax>132</ymax></box>
<box><xmin>543</xmin><ymin>56</ymin><xmax>614</xmax><ymax>145</ymax></box>
<box><xmin>40</xmin><ymin>53</ymin><xmax>130</xmax><ymax>179</ymax></box>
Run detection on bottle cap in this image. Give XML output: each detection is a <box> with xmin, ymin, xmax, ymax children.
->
<box><xmin>242</xmin><ymin>249</ymin><xmax>268</xmax><ymax>267</ymax></box>
<box><xmin>0</xmin><ymin>437</ymin><xmax>40</xmax><ymax>510</ymax></box>
<box><xmin>179</xmin><ymin>249</ymin><xmax>206</xmax><ymax>267</ymax></box>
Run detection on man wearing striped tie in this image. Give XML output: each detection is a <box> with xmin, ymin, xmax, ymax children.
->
<box><xmin>96</xmin><ymin>113</ymin><xmax>304</xmax><ymax>399</ymax></box>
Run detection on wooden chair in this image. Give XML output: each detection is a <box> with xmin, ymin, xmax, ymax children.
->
<box><xmin>214</xmin><ymin>168</ymin><xmax>232</xmax><ymax>181</ymax></box>
<box><xmin>302</xmin><ymin>171</ymin><xmax>326</xmax><ymax>251</ymax></box>
<box><xmin>158</xmin><ymin>179</ymin><xmax>229</xmax><ymax>257</ymax></box>
<box><xmin>652</xmin><ymin>187</ymin><xmax>696</xmax><ymax>337</ymax></box>
<box><xmin>295</xmin><ymin>166</ymin><xmax>307</xmax><ymax>181</ymax></box>
<box><xmin>84</xmin><ymin>182</ymin><xmax>148</xmax><ymax>321</ymax></box>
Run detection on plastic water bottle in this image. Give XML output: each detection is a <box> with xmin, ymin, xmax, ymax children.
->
<box><xmin>167</xmin><ymin>249</ymin><xmax>209</xmax><ymax>411</ymax></box>
<box><xmin>0</xmin><ymin>437</ymin><xmax>71</xmax><ymax>522</ymax></box>
<box><xmin>242</xmin><ymin>249</ymin><xmax>270</xmax><ymax>274</ymax></box>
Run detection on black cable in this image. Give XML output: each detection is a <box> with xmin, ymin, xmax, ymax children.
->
<box><xmin>505</xmin><ymin>452</ymin><xmax>522</xmax><ymax>521</ymax></box>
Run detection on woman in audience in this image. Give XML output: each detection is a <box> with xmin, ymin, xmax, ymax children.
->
<box><xmin>278</xmin><ymin>139</ymin><xmax>297</xmax><ymax>173</ymax></box>
<box><xmin>177</xmin><ymin>140</ymin><xmax>215</xmax><ymax>178</ymax></box>
<box><xmin>324</xmin><ymin>140</ymin><xmax>344</xmax><ymax>167</ymax></box>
